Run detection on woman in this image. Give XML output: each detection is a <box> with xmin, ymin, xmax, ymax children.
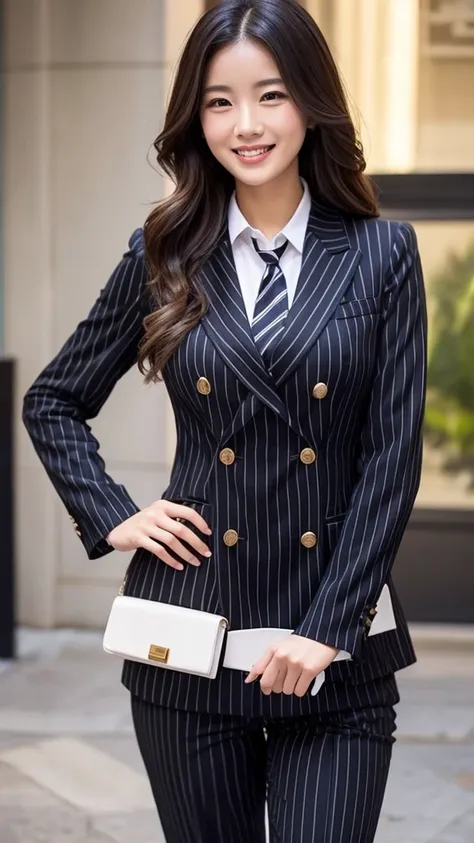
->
<box><xmin>22</xmin><ymin>1</ymin><xmax>427</xmax><ymax>840</ymax></box>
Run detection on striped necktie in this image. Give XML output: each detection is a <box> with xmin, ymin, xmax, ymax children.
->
<box><xmin>251</xmin><ymin>238</ymin><xmax>289</xmax><ymax>368</ymax></box>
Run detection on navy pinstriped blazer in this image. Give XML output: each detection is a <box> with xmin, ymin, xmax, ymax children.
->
<box><xmin>23</xmin><ymin>200</ymin><xmax>427</xmax><ymax>716</ymax></box>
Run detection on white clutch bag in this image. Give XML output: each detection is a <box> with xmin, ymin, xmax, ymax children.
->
<box><xmin>103</xmin><ymin>582</ymin><xmax>396</xmax><ymax>693</ymax></box>
<box><xmin>103</xmin><ymin>595</ymin><xmax>228</xmax><ymax>679</ymax></box>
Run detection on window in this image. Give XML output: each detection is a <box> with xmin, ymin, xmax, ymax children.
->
<box><xmin>412</xmin><ymin>219</ymin><xmax>474</xmax><ymax>510</ymax></box>
<box><xmin>306</xmin><ymin>0</ymin><xmax>474</xmax><ymax>174</ymax></box>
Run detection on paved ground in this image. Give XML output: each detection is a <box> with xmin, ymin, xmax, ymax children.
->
<box><xmin>0</xmin><ymin>627</ymin><xmax>474</xmax><ymax>843</ymax></box>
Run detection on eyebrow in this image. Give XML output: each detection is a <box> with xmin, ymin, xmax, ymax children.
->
<box><xmin>203</xmin><ymin>77</ymin><xmax>284</xmax><ymax>95</ymax></box>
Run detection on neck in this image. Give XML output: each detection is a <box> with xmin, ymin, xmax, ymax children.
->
<box><xmin>234</xmin><ymin>168</ymin><xmax>304</xmax><ymax>240</ymax></box>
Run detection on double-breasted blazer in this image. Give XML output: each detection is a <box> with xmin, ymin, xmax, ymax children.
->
<box><xmin>23</xmin><ymin>199</ymin><xmax>427</xmax><ymax>716</ymax></box>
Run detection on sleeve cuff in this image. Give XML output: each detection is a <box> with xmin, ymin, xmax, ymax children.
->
<box><xmin>69</xmin><ymin>495</ymin><xmax>141</xmax><ymax>560</ymax></box>
<box><xmin>294</xmin><ymin>604</ymin><xmax>378</xmax><ymax>661</ymax></box>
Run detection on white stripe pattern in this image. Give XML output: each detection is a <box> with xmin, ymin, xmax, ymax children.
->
<box><xmin>131</xmin><ymin>674</ymin><xmax>399</xmax><ymax>842</ymax></box>
<box><xmin>22</xmin><ymin>202</ymin><xmax>427</xmax><ymax>720</ymax></box>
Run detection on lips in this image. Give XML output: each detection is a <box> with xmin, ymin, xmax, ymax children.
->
<box><xmin>233</xmin><ymin>145</ymin><xmax>275</xmax><ymax>158</ymax></box>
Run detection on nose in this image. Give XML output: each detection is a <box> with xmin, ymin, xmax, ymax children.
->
<box><xmin>233</xmin><ymin>104</ymin><xmax>264</xmax><ymax>140</ymax></box>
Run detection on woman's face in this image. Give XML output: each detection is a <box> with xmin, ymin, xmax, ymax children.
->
<box><xmin>200</xmin><ymin>40</ymin><xmax>308</xmax><ymax>189</ymax></box>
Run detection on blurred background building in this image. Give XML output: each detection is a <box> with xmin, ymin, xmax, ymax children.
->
<box><xmin>0</xmin><ymin>0</ymin><xmax>473</xmax><ymax>638</ymax></box>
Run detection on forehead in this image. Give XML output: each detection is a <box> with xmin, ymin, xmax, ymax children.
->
<box><xmin>204</xmin><ymin>40</ymin><xmax>280</xmax><ymax>87</ymax></box>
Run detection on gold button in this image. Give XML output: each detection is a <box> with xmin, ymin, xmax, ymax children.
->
<box><xmin>223</xmin><ymin>529</ymin><xmax>239</xmax><ymax>547</ymax></box>
<box><xmin>196</xmin><ymin>377</ymin><xmax>211</xmax><ymax>395</ymax></box>
<box><xmin>300</xmin><ymin>448</ymin><xmax>316</xmax><ymax>464</ymax></box>
<box><xmin>312</xmin><ymin>382</ymin><xmax>328</xmax><ymax>400</ymax></box>
<box><xmin>219</xmin><ymin>448</ymin><xmax>235</xmax><ymax>465</ymax></box>
<box><xmin>301</xmin><ymin>531</ymin><xmax>318</xmax><ymax>548</ymax></box>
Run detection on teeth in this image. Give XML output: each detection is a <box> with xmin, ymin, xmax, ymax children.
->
<box><xmin>236</xmin><ymin>147</ymin><xmax>271</xmax><ymax>158</ymax></box>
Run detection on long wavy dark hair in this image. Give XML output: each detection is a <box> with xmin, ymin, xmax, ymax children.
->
<box><xmin>138</xmin><ymin>0</ymin><xmax>379</xmax><ymax>383</ymax></box>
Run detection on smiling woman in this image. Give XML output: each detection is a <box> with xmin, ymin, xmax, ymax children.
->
<box><xmin>200</xmin><ymin>48</ymin><xmax>307</xmax><ymax>187</ymax></box>
<box><xmin>139</xmin><ymin>0</ymin><xmax>378</xmax><ymax>383</ymax></box>
<box><xmin>21</xmin><ymin>1</ymin><xmax>426</xmax><ymax>841</ymax></box>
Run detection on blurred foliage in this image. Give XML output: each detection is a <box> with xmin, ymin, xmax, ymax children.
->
<box><xmin>425</xmin><ymin>239</ymin><xmax>474</xmax><ymax>486</ymax></box>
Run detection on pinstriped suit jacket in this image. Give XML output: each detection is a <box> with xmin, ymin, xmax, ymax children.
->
<box><xmin>23</xmin><ymin>200</ymin><xmax>427</xmax><ymax>716</ymax></box>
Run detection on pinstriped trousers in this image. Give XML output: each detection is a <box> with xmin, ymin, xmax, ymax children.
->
<box><xmin>131</xmin><ymin>674</ymin><xmax>399</xmax><ymax>842</ymax></box>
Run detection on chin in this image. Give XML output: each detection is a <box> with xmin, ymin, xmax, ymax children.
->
<box><xmin>232</xmin><ymin>166</ymin><xmax>286</xmax><ymax>188</ymax></box>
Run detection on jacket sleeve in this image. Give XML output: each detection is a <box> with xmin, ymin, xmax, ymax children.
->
<box><xmin>295</xmin><ymin>222</ymin><xmax>427</xmax><ymax>657</ymax></box>
<box><xmin>22</xmin><ymin>229</ymin><xmax>149</xmax><ymax>560</ymax></box>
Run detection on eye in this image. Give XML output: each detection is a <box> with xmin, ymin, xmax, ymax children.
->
<box><xmin>261</xmin><ymin>91</ymin><xmax>288</xmax><ymax>102</ymax></box>
<box><xmin>207</xmin><ymin>98</ymin><xmax>232</xmax><ymax>108</ymax></box>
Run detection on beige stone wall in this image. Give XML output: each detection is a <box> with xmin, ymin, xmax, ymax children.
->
<box><xmin>3</xmin><ymin>0</ymin><xmax>204</xmax><ymax>628</ymax></box>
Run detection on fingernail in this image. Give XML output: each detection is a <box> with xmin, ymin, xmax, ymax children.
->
<box><xmin>206</xmin><ymin>528</ymin><xmax>212</xmax><ymax>535</ymax></box>
<box><xmin>204</xmin><ymin>551</ymin><xmax>212</xmax><ymax>558</ymax></box>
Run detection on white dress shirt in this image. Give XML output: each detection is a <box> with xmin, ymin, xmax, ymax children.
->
<box><xmin>227</xmin><ymin>179</ymin><xmax>312</xmax><ymax>324</ymax></box>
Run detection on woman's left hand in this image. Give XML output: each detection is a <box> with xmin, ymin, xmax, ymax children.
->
<box><xmin>244</xmin><ymin>635</ymin><xmax>339</xmax><ymax>697</ymax></box>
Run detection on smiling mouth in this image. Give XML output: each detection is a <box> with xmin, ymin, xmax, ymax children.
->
<box><xmin>233</xmin><ymin>145</ymin><xmax>275</xmax><ymax>158</ymax></box>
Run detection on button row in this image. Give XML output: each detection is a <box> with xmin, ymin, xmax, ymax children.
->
<box><xmin>197</xmin><ymin>377</ymin><xmax>328</xmax><ymax>400</ymax></box>
<box><xmin>222</xmin><ymin>530</ymin><xmax>317</xmax><ymax>548</ymax></box>
<box><xmin>219</xmin><ymin>447</ymin><xmax>316</xmax><ymax>465</ymax></box>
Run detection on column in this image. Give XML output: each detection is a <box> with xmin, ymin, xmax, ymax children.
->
<box><xmin>326</xmin><ymin>0</ymin><xmax>419</xmax><ymax>173</ymax></box>
<box><xmin>162</xmin><ymin>0</ymin><xmax>204</xmax><ymax>465</ymax></box>
<box><xmin>4</xmin><ymin>0</ymin><xmax>172</xmax><ymax>626</ymax></box>
<box><xmin>382</xmin><ymin>0</ymin><xmax>420</xmax><ymax>172</ymax></box>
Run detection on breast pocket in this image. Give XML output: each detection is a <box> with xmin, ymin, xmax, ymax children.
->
<box><xmin>333</xmin><ymin>296</ymin><xmax>380</xmax><ymax>320</ymax></box>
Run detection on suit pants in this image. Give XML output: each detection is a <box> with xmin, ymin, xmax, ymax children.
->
<box><xmin>131</xmin><ymin>673</ymin><xmax>398</xmax><ymax>843</ymax></box>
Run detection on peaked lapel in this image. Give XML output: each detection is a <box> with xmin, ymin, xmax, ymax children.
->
<box><xmin>269</xmin><ymin>202</ymin><xmax>362</xmax><ymax>387</ymax></box>
<box><xmin>199</xmin><ymin>239</ymin><xmax>290</xmax><ymax>425</ymax></box>
<box><xmin>198</xmin><ymin>199</ymin><xmax>362</xmax><ymax>438</ymax></box>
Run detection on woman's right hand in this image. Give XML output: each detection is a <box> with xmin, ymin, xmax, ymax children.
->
<box><xmin>106</xmin><ymin>499</ymin><xmax>213</xmax><ymax>570</ymax></box>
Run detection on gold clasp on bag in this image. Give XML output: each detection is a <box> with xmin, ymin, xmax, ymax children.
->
<box><xmin>148</xmin><ymin>644</ymin><xmax>170</xmax><ymax>663</ymax></box>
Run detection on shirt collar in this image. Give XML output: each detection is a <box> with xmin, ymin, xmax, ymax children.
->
<box><xmin>227</xmin><ymin>179</ymin><xmax>311</xmax><ymax>254</ymax></box>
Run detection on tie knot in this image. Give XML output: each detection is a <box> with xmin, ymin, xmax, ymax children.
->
<box><xmin>252</xmin><ymin>238</ymin><xmax>288</xmax><ymax>266</ymax></box>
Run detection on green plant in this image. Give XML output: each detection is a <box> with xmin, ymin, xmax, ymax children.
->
<box><xmin>424</xmin><ymin>238</ymin><xmax>474</xmax><ymax>486</ymax></box>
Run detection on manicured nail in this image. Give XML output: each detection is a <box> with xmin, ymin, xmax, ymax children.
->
<box><xmin>204</xmin><ymin>551</ymin><xmax>212</xmax><ymax>558</ymax></box>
